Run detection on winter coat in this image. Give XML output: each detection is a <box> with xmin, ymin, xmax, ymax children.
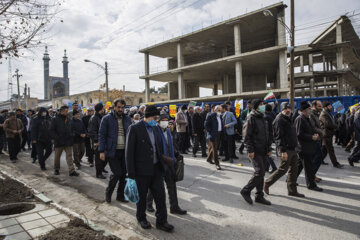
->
<box><xmin>175</xmin><ymin>111</ymin><xmax>187</xmax><ymax>133</ymax></box>
<box><xmin>31</xmin><ymin>108</ymin><xmax>52</xmax><ymax>143</ymax></box>
<box><xmin>192</xmin><ymin>112</ymin><xmax>205</xmax><ymax>135</ymax></box>
<box><xmin>50</xmin><ymin>114</ymin><xmax>74</xmax><ymax>147</ymax></box>
<box><xmin>72</xmin><ymin>118</ymin><xmax>86</xmax><ymax>144</ymax></box>
<box><xmin>309</xmin><ymin>109</ymin><xmax>323</xmax><ymax>137</ymax></box>
<box><xmin>3</xmin><ymin>118</ymin><xmax>24</xmax><ymax>139</ymax></box>
<box><xmin>87</xmin><ymin>113</ymin><xmax>102</xmax><ymax>144</ymax></box>
<box><xmin>273</xmin><ymin>113</ymin><xmax>297</xmax><ymax>153</ymax></box>
<box><xmin>319</xmin><ymin>109</ymin><xmax>337</xmax><ymax>138</ymax></box>
<box><xmin>295</xmin><ymin>113</ymin><xmax>316</xmax><ymax>156</ymax></box>
<box><xmin>205</xmin><ymin>112</ymin><xmax>220</xmax><ymax>142</ymax></box>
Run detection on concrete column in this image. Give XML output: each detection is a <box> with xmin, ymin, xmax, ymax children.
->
<box><xmin>310</xmin><ymin>78</ymin><xmax>315</xmax><ymax>97</ymax></box>
<box><xmin>308</xmin><ymin>54</ymin><xmax>313</xmax><ymax>72</ymax></box>
<box><xmin>301</xmin><ymin>79</ymin><xmax>305</xmax><ymax>97</ymax></box>
<box><xmin>177</xmin><ymin>42</ymin><xmax>184</xmax><ymax>68</ymax></box>
<box><xmin>178</xmin><ymin>73</ymin><xmax>185</xmax><ymax>99</ymax></box>
<box><xmin>223</xmin><ymin>74</ymin><xmax>229</xmax><ymax>94</ymax></box>
<box><xmin>336</xmin><ymin>22</ymin><xmax>342</xmax><ymax>43</ymax></box>
<box><xmin>323</xmin><ymin>77</ymin><xmax>327</xmax><ymax>96</ymax></box>
<box><xmin>300</xmin><ymin>55</ymin><xmax>304</xmax><ymax>73</ymax></box>
<box><xmin>144</xmin><ymin>53</ymin><xmax>150</xmax><ymax>102</ymax></box>
<box><xmin>213</xmin><ymin>84</ymin><xmax>218</xmax><ymax>96</ymax></box>
<box><xmin>234</xmin><ymin>24</ymin><xmax>241</xmax><ymax>55</ymax></box>
<box><xmin>278</xmin><ymin>50</ymin><xmax>287</xmax><ymax>89</ymax></box>
<box><xmin>336</xmin><ymin>22</ymin><xmax>344</xmax><ymax>96</ymax></box>
<box><xmin>277</xmin><ymin>9</ymin><xmax>286</xmax><ymax>45</ymax></box>
<box><xmin>322</xmin><ymin>55</ymin><xmax>326</xmax><ymax>71</ymax></box>
<box><xmin>235</xmin><ymin>61</ymin><xmax>243</xmax><ymax>94</ymax></box>
<box><xmin>222</xmin><ymin>47</ymin><xmax>227</xmax><ymax>58</ymax></box>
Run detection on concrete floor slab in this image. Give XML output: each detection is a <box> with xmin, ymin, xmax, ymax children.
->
<box><xmin>7</xmin><ymin>231</ymin><xmax>32</xmax><ymax>240</ymax></box>
<box><xmin>38</xmin><ymin>209</ymin><xmax>60</xmax><ymax>218</ymax></box>
<box><xmin>0</xmin><ymin>224</ymin><xmax>23</xmax><ymax>235</ymax></box>
<box><xmin>16</xmin><ymin>213</ymin><xmax>42</xmax><ymax>224</ymax></box>
<box><xmin>45</xmin><ymin>214</ymin><xmax>70</xmax><ymax>224</ymax></box>
<box><xmin>27</xmin><ymin>224</ymin><xmax>54</xmax><ymax>238</ymax></box>
<box><xmin>0</xmin><ymin>218</ymin><xmax>18</xmax><ymax>228</ymax></box>
<box><xmin>21</xmin><ymin>218</ymin><xmax>49</xmax><ymax>231</ymax></box>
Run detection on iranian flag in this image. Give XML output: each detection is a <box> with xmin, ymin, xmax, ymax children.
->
<box><xmin>264</xmin><ymin>91</ymin><xmax>275</xmax><ymax>100</ymax></box>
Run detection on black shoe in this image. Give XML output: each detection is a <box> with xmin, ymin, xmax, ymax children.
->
<box><xmin>321</xmin><ymin>162</ymin><xmax>329</xmax><ymax>165</ymax></box>
<box><xmin>41</xmin><ymin>167</ymin><xmax>47</xmax><ymax>171</ymax></box>
<box><xmin>76</xmin><ymin>164</ymin><xmax>81</xmax><ymax>170</ymax></box>
<box><xmin>156</xmin><ymin>222</ymin><xmax>174</xmax><ymax>232</ymax></box>
<box><xmin>0</xmin><ymin>151</ymin><xmax>3</xmax><ymax>154</ymax></box>
<box><xmin>139</xmin><ymin>219</ymin><xmax>151</xmax><ymax>229</ymax></box>
<box><xmin>202</xmin><ymin>154</ymin><xmax>207</xmax><ymax>158</ymax></box>
<box><xmin>222</xmin><ymin>158</ymin><xmax>229</xmax><ymax>162</ymax></box>
<box><xmin>116</xmin><ymin>196</ymin><xmax>129</xmax><ymax>203</ymax></box>
<box><xmin>54</xmin><ymin>170</ymin><xmax>60</xmax><ymax>175</ymax></box>
<box><xmin>192</xmin><ymin>154</ymin><xmax>196</xmax><ymax>158</ymax></box>
<box><xmin>334</xmin><ymin>163</ymin><xmax>344</xmax><ymax>169</ymax></box>
<box><xmin>170</xmin><ymin>207</ymin><xmax>187</xmax><ymax>215</ymax></box>
<box><xmin>147</xmin><ymin>205</ymin><xmax>155</xmax><ymax>213</ymax></box>
<box><xmin>348</xmin><ymin>158</ymin><xmax>354</xmax><ymax>167</ymax></box>
<box><xmin>32</xmin><ymin>158</ymin><xmax>36</xmax><ymax>163</ymax></box>
<box><xmin>309</xmin><ymin>186</ymin><xmax>323</xmax><ymax>192</ymax></box>
<box><xmin>207</xmin><ymin>160</ymin><xmax>215</xmax><ymax>165</ymax></box>
<box><xmin>105</xmin><ymin>191</ymin><xmax>112</xmax><ymax>203</ymax></box>
<box><xmin>103</xmin><ymin>169</ymin><xmax>108</xmax><ymax>173</ymax></box>
<box><xmin>89</xmin><ymin>163</ymin><xmax>94</xmax><ymax>167</ymax></box>
<box><xmin>229</xmin><ymin>158</ymin><xmax>234</xmax><ymax>163</ymax></box>
<box><xmin>240</xmin><ymin>190</ymin><xmax>253</xmax><ymax>205</ymax></box>
<box><xmin>69</xmin><ymin>171</ymin><xmax>79</xmax><ymax>177</ymax></box>
<box><xmin>255</xmin><ymin>197</ymin><xmax>271</xmax><ymax>205</ymax></box>
<box><xmin>96</xmin><ymin>174</ymin><xmax>106</xmax><ymax>179</ymax></box>
<box><xmin>216</xmin><ymin>165</ymin><xmax>222</xmax><ymax>170</ymax></box>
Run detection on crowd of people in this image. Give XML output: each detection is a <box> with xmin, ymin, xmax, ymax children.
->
<box><xmin>0</xmin><ymin>97</ymin><xmax>358</xmax><ymax>232</ymax></box>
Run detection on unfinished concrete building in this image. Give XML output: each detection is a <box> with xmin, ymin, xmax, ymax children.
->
<box><xmin>140</xmin><ymin>2</ymin><xmax>289</xmax><ymax>103</ymax></box>
<box><xmin>293</xmin><ymin>15</ymin><xmax>360</xmax><ymax>97</ymax></box>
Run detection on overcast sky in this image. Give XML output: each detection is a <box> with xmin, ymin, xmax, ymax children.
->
<box><xmin>0</xmin><ymin>0</ymin><xmax>359</xmax><ymax>101</ymax></box>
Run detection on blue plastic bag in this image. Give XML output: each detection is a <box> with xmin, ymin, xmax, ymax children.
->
<box><xmin>124</xmin><ymin>178</ymin><xmax>139</xmax><ymax>203</ymax></box>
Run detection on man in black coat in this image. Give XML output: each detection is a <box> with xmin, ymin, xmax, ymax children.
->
<box><xmin>72</xmin><ymin>109</ymin><xmax>86</xmax><ymax>169</ymax></box>
<box><xmin>16</xmin><ymin>109</ymin><xmax>28</xmax><ymax>151</ymax></box>
<box><xmin>82</xmin><ymin>108</ymin><xmax>94</xmax><ymax>166</ymax></box>
<box><xmin>31</xmin><ymin>108</ymin><xmax>52</xmax><ymax>170</ymax></box>
<box><xmin>50</xmin><ymin>105</ymin><xmax>79</xmax><ymax>176</ymax></box>
<box><xmin>125</xmin><ymin>105</ymin><xmax>174</xmax><ymax>232</ymax></box>
<box><xmin>192</xmin><ymin>106</ymin><xmax>206</xmax><ymax>157</ymax></box>
<box><xmin>0</xmin><ymin>109</ymin><xmax>7</xmax><ymax>154</ymax></box>
<box><xmin>88</xmin><ymin>103</ymin><xmax>106</xmax><ymax>179</ymax></box>
<box><xmin>205</xmin><ymin>105</ymin><xmax>223</xmax><ymax>170</ymax></box>
<box><xmin>295</xmin><ymin>101</ymin><xmax>322</xmax><ymax>192</ymax></box>
<box><xmin>240</xmin><ymin>99</ymin><xmax>272</xmax><ymax>205</ymax></box>
<box><xmin>348</xmin><ymin>109</ymin><xmax>360</xmax><ymax>166</ymax></box>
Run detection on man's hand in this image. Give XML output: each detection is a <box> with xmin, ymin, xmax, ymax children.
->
<box><xmin>12</xmin><ymin>130</ymin><xmax>17</xmax><ymax>134</ymax></box>
<box><xmin>80</xmin><ymin>134</ymin><xmax>86</xmax><ymax>138</ymax></box>
<box><xmin>94</xmin><ymin>143</ymin><xmax>99</xmax><ymax>148</ymax></box>
<box><xmin>248</xmin><ymin>152</ymin><xmax>255</xmax><ymax>160</ymax></box>
<box><xmin>193</xmin><ymin>133</ymin><xmax>197</xmax><ymax>136</ymax></box>
<box><xmin>312</xmin><ymin>133</ymin><xmax>319</xmax><ymax>141</ymax></box>
<box><xmin>268</xmin><ymin>151</ymin><xmax>272</xmax><ymax>157</ymax></box>
<box><xmin>281</xmin><ymin>152</ymin><xmax>288</xmax><ymax>161</ymax></box>
<box><xmin>225</xmin><ymin>124</ymin><xmax>230</xmax><ymax>128</ymax></box>
<box><xmin>17</xmin><ymin>130</ymin><xmax>22</xmax><ymax>134</ymax></box>
<box><xmin>32</xmin><ymin>140</ymin><xmax>37</xmax><ymax>144</ymax></box>
<box><xmin>100</xmin><ymin>153</ymin><xmax>105</xmax><ymax>161</ymax></box>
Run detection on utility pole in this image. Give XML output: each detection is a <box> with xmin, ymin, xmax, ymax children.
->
<box><xmin>24</xmin><ymin>83</ymin><xmax>28</xmax><ymax>110</ymax></box>
<box><xmin>105</xmin><ymin>61</ymin><xmax>109</xmax><ymax>102</ymax></box>
<box><xmin>289</xmin><ymin>0</ymin><xmax>295</xmax><ymax>109</ymax></box>
<box><xmin>14</xmin><ymin>69</ymin><xmax>22</xmax><ymax>109</ymax></box>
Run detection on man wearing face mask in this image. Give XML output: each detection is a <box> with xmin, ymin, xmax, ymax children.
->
<box><xmin>126</xmin><ymin>105</ymin><xmax>174</xmax><ymax>232</ymax></box>
<box><xmin>31</xmin><ymin>108</ymin><xmax>52</xmax><ymax>170</ymax></box>
<box><xmin>295</xmin><ymin>101</ymin><xmax>322</xmax><ymax>192</ymax></box>
<box><xmin>205</xmin><ymin>105</ymin><xmax>223</xmax><ymax>170</ymax></box>
<box><xmin>320</xmin><ymin>102</ymin><xmax>344</xmax><ymax>169</ymax></box>
<box><xmin>88</xmin><ymin>103</ymin><xmax>107</xmax><ymax>179</ymax></box>
<box><xmin>241</xmin><ymin>99</ymin><xmax>272</xmax><ymax>205</ymax></box>
<box><xmin>147</xmin><ymin>114</ymin><xmax>187</xmax><ymax>215</ymax></box>
<box><xmin>99</xmin><ymin>99</ymin><xmax>131</xmax><ymax>203</ymax></box>
<box><xmin>264</xmin><ymin>103</ymin><xmax>304</xmax><ymax>197</ymax></box>
<box><xmin>132</xmin><ymin>114</ymin><xmax>141</xmax><ymax>124</ymax></box>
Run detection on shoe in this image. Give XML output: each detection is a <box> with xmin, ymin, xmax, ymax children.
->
<box><xmin>69</xmin><ymin>171</ymin><xmax>79</xmax><ymax>177</ymax></box>
<box><xmin>32</xmin><ymin>159</ymin><xmax>36</xmax><ymax>163</ymax></box>
<box><xmin>288</xmin><ymin>192</ymin><xmax>305</xmax><ymax>198</ymax></box>
<box><xmin>229</xmin><ymin>158</ymin><xmax>234</xmax><ymax>163</ymax></box>
<box><xmin>202</xmin><ymin>154</ymin><xmax>207</xmax><ymax>158</ymax></box>
<box><xmin>255</xmin><ymin>197</ymin><xmax>271</xmax><ymax>205</ymax></box>
<box><xmin>240</xmin><ymin>190</ymin><xmax>253</xmax><ymax>205</ymax></box>
<box><xmin>156</xmin><ymin>222</ymin><xmax>174</xmax><ymax>232</ymax></box>
<box><xmin>314</xmin><ymin>176</ymin><xmax>322</xmax><ymax>183</ymax></box>
<box><xmin>103</xmin><ymin>169</ymin><xmax>109</xmax><ymax>173</ymax></box>
<box><xmin>76</xmin><ymin>164</ymin><xmax>81</xmax><ymax>170</ymax></box>
<box><xmin>216</xmin><ymin>165</ymin><xmax>222</xmax><ymax>170</ymax></box>
<box><xmin>139</xmin><ymin>220</ymin><xmax>151</xmax><ymax>229</ymax></box>
<box><xmin>321</xmin><ymin>162</ymin><xmax>329</xmax><ymax>165</ymax></box>
<box><xmin>207</xmin><ymin>160</ymin><xmax>215</xmax><ymax>165</ymax></box>
<box><xmin>0</xmin><ymin>151</ymin><xmax>3</xmax><ymax>154</ymax></box>
<box><xmin>264</xmin><ymin>183</ymin><xmax>270</xmax><ymax>195</ymax></box>
<box><xmin>334</xmin><ymin>163</ymin><xmax>344</xmax><ymax>169</ymax></box>
<box><xmin>147</xmin><ymin>205</ymin><xmax>155</xmax><ymax>213</ymax></box>
<box><xmin>11</xmin><ymin>159</ymin><xmax>16</xmax><ymax>163</ymax></box>
<box><xmin>348</xmin><ymin>158</ymin><xmax>354</xmax><ymax>167</ymax></box>
<box><xmin>41</xmin><ymin>167</ymin><xmax>47</xmax><ymax>171</ymax></box>
<box><xmin>222</xmin><ymin>158</ymin><xmax>229</xmax><ymax>162</ymax></box>
<box><xmin>116</xmin><ymin>196</ymin><xmax>129</xmax><ymax>203</ymax></box>
<box><xmin>269</xmin><ymin>169</ymin><xmax>277</xmax><ymax>174</ymax></box>
<box><xmin>89</xmin><ymin>163</ymin><xmax>94</xmax><ymax>167</ymax></box>
<box><xmin>192</xmin><ymin>154</ymin><xmax>196</xmax><ymax>158</ymax></box>
<box><xmin>170</xmin><ymin>207</ymin><xmax>187</xmax><ymax>215</ymax></box>
<box><xmin>96</xmin><ymin>174</ymin><xmax>106</xmax><ymax>179</ymax></box>
<box><xmin>54</xmin><ymin>170</ymin><xmax>60</xmax><ymax>175</ymax></box>
<box><xmin>309</xmin><ymin>186</ymin><xmax>323</xmax><ymax>192</ymax></box>
<box><xmin>105</xmin><ymin>191</ymin><xmax>112</xmax><ymax>203</ymax></box>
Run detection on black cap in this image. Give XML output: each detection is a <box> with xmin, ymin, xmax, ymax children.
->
<box><xmin>95</xmin><ymin>103</ymin><xmax>103</xmax><ymax>112</ymax></box>
<box><xmin>159</xmin><ymin>113</ymin><xmax>169</xmax><ymax>121</ymax></box>
<box><xmin>73</xmin><ymin>109</ymin><xmax>80</xmax><ymax>115</ymax></box>
<box><xmin>281</xmin><ymin>102</ymin><xmax>291</xmax><ymax>111</ymax></box>
<box><xmin>181</xmin><ymin>104</ymin><xmax>187</xmax><ymax>110</ymax></box>
<box><xmin>300</xmin><ymin>101</ymin><xmax>311</xmax><ymax>111</ymax></box>
<box><xmin>252</xmin><ymin>99</ymin><xmax>263</xmax><ymax>110</ymax></box>
<box><xmin>145</xmin><ymin>105</ymin><xmax>160</xmax><ymax>118</ymax></box>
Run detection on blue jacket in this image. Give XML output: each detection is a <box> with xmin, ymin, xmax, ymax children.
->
<box><xmin>223</xmin><ymin>111</ymin><xmax>237</xmax><ymax>135</ymax></box>
<box><xmin>98</xmin><ymin>111</ymin><xmax>132</xmax><ymax>158</ymax></box>
<box><xmin>205</xmin><ymin>112</ymin><xmax>219</xmax><ymax>142</ymax></box>
<box><xmin>156</xmin><ymin>126</ymin><xmax>176</xmax><ymax>167</ymax></box>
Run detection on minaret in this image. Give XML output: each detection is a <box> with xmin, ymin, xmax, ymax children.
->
<box><xmin>62</xmin><ymin>49</ymin><xmax>69</xmax><ymax>79</ymax></box>
<box><xmin>43</xmin><ymin>46</ymin><xmax>50</xmax><ymax>100</ymax></box>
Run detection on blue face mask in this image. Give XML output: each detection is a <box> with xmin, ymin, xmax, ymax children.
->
<box><xmin>258</xmin><ymin>105</ymin><xmax>266</xmax><ymax>114</ymax></box>
<box><xmin>148</xmin><ymin>119</ymin><xmax>157</xmax><ymax>127</ymax></box>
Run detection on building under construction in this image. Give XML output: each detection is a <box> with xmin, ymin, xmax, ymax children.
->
<box><xmin>139</xmin><ymin>2</ymin><xmax>360</xmax><ymax>103</ymax></box>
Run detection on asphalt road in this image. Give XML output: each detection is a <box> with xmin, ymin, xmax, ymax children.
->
<box><xmin>1</xmin><ymin>143</ymin><xmax>359</xmax><ymax>240</ymax></box>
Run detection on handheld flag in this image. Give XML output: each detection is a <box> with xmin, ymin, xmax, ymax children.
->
<box><xmin>264</xmin><ymin>91</ymin><xmax>275</xmax><ymax>100</ymax></box>
<box><xmin>169</xmin><ymin>105</ymin><xmax>177</xmax><ymax>118</ymax></box>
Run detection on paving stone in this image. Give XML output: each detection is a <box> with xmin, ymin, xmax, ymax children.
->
<box><xmin>52</xmin><ymin>221</ymin><xmax>68</xmax><ymax>228</ymax></box>
<box><xmin>45</xmin><ymin>214</ymin><xmax>69</xmax><ymax>224</ymax></box>
<box><xmin>21</xmin><ymin>218</ymin><xmax>49</xmax><ymax>231</ymax></box>
<box><xmin>16</xmin><ymin>213</ymin><xmax>41</xmax><ymax>224</ymax></box>
<box><xmin>38</xmin><ymin>209</ymin><xmax>60</xmax><ymax>218</ymax></box>
<box><xmin>27</xmin><ymin>225</ymin><xmax>54</xmax><ymax>238</ymax></box>
<box><xmin>0</xmin><ymin>218</ymin><xmax>18</xmax><ymax>228</ymax></box>
<box><xmin>0</xmin><ymin>224</ymin><xmax>23</xmax><ymax>235</ymax></box>
<box><xmin>34</xmin><ymin>193</ymin><xmax>52</xmax><ymax>204</ymax></box>
<box><xmin>7</xmin><ymin>231</ymin><xmax>32</xmax><ymax>240</ymax></box>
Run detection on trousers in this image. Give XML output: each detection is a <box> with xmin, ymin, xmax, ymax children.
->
<box><xmin>7</xmin><ymin>136</ymin><xmax>21</xmax><ymax>160</ymax></box>
<box><xmin>73</xmin><ymin>143</ymin><xmax>85</xmax><ymax>167</ymax></box>
<box><xmin>54</xmin><ymin>146</ymin><xmax>75</xmax><ymax>173</ymax></box>
<box><xmin>193</xmin><ymin>133</ymin><xmax>206</xmax><ymax>156</ymax></box>
<box><xmin>322</xmin><ymin>137</ymin><xmax>339</xmax><ymax>166</ymax></box>
<box><xmin>297</xmin><ymin>153</ymin><xmax>317</xmax><ymax>189</ymax></box>
<box><xmin>36</xmin><ymin>141</ymin><xmax>53</xmax><ymax>168</ymax></box>
<box><xmin>242</xmin><ymin>153</ymin><xmax>266</xmax><ymax>197</ymax></box>
<box><xmin>106</xmin><ymin>149</ymin><xmax>126</xmax><ymax>199</ymax></box>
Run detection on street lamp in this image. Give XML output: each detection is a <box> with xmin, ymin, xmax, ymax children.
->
<box><xmin>84</xmin><ymin>59</ymin><xmax>109</xmax><ymax>102</ymax></box>
<box><xmin>263</xmin><ymin>0</ymin><xmax>295</xmax><ymax>109</ymax></box>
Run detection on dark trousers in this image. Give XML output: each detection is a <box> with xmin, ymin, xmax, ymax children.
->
<box><xmin>313</xmin><ymin>140</ymin><xmax>323</xmax><ymax>174</ymax></box>
<box><xmin>21</xmin><ymin>130</ymin><xmax>27</xmax><ymax>149</ymax></box>
<box><xmin>207</xmin><ymin>133</ymin><xmax>221</xmax><ymax>165</ymax></box>
<box><xmin>349</xmin><ymin>141</ymin><xmax>360</xmax><ymax>162</ymax></box>
<box><xmin>345</xmin><ymin>133</ymin><xmax>355</xmax><ymax>151</ymax></box>
<box><xmin>322</xmin><ymin>137</ymin><xmax>339</xmax><ymax>166</ymax></box>
<box><xmin>223</xmin><ymin>134</ymin><xmax>234</xmax><ymax>160</ymax></box>
<box><xmin>73</xmin><ymin>143</ymin><xmax>85</xmax><ymax>167</ymax></box>
<box><xmin>0</xmin><ymin>133</ymin><xmax>5</xmax><ymax>152</ymax></box>
<box><xmin>178</xmin><ymin>132</ymin><xmax>187</xmax><ymax>153</ymax></box>
<box><xmin>27</xmin><ymin>131</ymin><xmax>31</xmax><ymax>148</ymax></box>
<box><xmin>36</xmin><ymin>141</ymin><xmax>53</xmax><ymax>168</ymax></box>
<box><xmin>94</xmin><ymin>148</ymin><xmax>107</xmax><ymax>176</ymax></box>
<box><xmin>193</xmin><ymin>133</ymin><xmax>206</xmax><ymax>156</ymax></box>
<box><xmin>7</xmin><ymin>136</ymin><xmax>21</xmax><ymax>160</ymax></box>
<box><xmin>265</xmin><ymin>150</ymin><xmax>298</xmax><ymax>194</ymax></box>
<box><xmin>242</xmin><ymin>153</ymin><xmax>266</xmax><ymax>198</ymax></box>
<box><xmin>31</xmin><ymin>142</ymin><xmax>37</xmax><ymax>160</ymax></box>
<box><xmin>85</xmin><ymin>137</ymin><xmax>94</xmax><ymax>163</ymax></box>
<box><xmin>106</xmin><ymin>149</ymin><xmax>126</xmax><ymax>199</ymax></box>
<box><xmin>265</xmin><ymin>156</ymin><xmax>277</xmax><ymax>172</ymax></box>
<box><xmin>297</xmin><ymin>153</ymin><xmax>317</xmax><ymax>189</ymax></box>
<box><xmin>136</xmin><ymin>163</ymin><xmax>167</xmax><ymax>224</ymax></box>
<box><xmin>147</xmin><ymin>167</ymin><xmax>179</xmax><ymax>211</ymax></box>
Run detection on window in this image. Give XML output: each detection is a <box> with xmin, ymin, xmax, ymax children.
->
<box><xmin>89</xmin><ymin>98</ymin><xmax>93</xmax><ymax>103</ymax></box>
<box><xmin>139</xmin><ymin>98</ymin><xmax>143</xmax><ymax>104</ymax></box>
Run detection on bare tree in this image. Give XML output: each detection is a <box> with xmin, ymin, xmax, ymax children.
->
<box><xmin>0</xmin><ymin>0</ymin><xmax>63</xmax><ymax>60</ymax></box>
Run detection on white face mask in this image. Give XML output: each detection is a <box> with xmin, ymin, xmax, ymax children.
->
<box><xmin>217</xmin><ymin>112</ymin><xmax>221</xmax><ymax>116</ymax></box>
<box><xmin>133</xmin><ymin>120</ymin><xmax>140</xmax><ymax>123</ymax></box>
<box><xmin>159</xmin><ymin>121</ymin><xmax>169</xmax><ymax>129</ymax></box>
<box><xmin>41</xmin><ymin>112</ymin><xmax>47</xmax><ymax>117</ymax></box>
